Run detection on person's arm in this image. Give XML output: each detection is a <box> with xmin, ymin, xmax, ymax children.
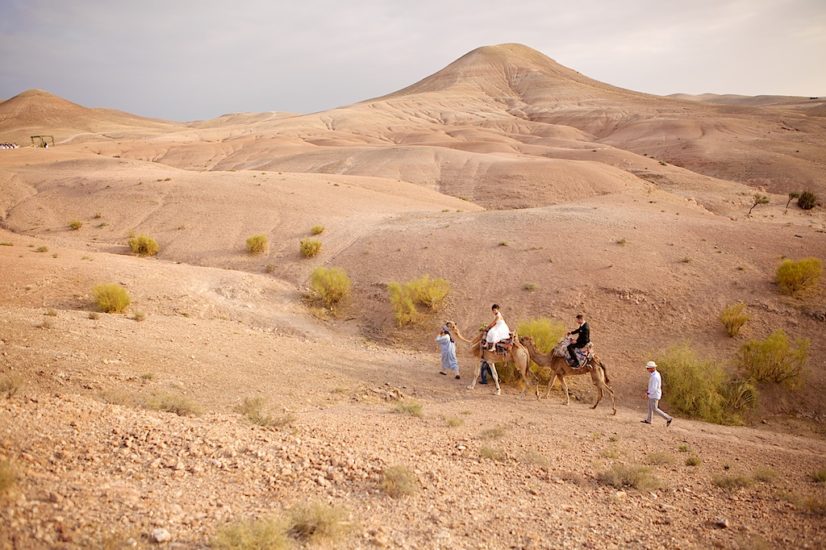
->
<box><xmin>568</xmin><ymin>326</ymin><xmax>581</xmax><ymax>336</ymax></box>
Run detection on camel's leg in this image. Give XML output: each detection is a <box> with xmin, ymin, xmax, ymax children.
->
<box><xmin>545</xmin><ymin>373</ymin><xmax>558</xmax><ymax>400</ymax></box>
<box><xmin>466</xmin><ymin>361</ymin><xmax>481</xmax><ymax>390</ymax></box>
<box><xmin>560</xmin><ymin>376</ymin><xmax>570</xmax><ymax>406</ymax></box>
<box><xmin>489</xmin><ymin>363</ymin><xmax>501</xmax><ymax>396</ymax></box>
<box><xmin>592</xmin><ymin>385</ymin><xmax>603</xmax><ymax>409</ymax></box>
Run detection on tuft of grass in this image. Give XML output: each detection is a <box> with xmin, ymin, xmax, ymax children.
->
<box><xmin>522</xmin><ymin>282</ymin><xmax>538</xmax><ymax>292</ymax></box>
<box><xmin>140</xmin><ymin>373</ymin><xmax>155</xmax><ymax>381</ymax></box>
<box><xmin>393</xmin><ymin>400</ymin><xmax>422</xmax><ymax>417</ymax></box>
<box><xmin>0</xmin><ymin>241</ymin><xmax>13</xmax><ymax>246</ymax></box>
<box><xmin>646</xmin><ymin>452</ymin><xmax>674</xmax><ymax>466</ymax></box>
<box><xmin>264</xmin><ymin>263</ymin><xmax>275</xmax><ymax>274</ymax></box>
<box><xmin>213</xmin><ymin>517</ymin><xmax>290</xmax><ymax>550</ymax></box>
<box><xmin>88</xmin><ymin>312</ymin><xmax>100</xmax><ymax>320</ymax></box>
<box><xmin>498</xmin><ymin>241</ymin><xmax>508</xmax><ymax>247</ymax></box>
<box><xmin>37</xmin><ymin>318</ymin><xmax>53</xmax><ymax>329</ymax></box>
<box><xmin>127</xmin><ymin>234</ymin><xmax>159</xmax><ymax>256</ymax></box>
<box><xmin>600</xmin><ymin>447</ymin><xmax>621</xmax><ymax>459</ymax></box>
<box><xmin>35</xmin><ymin>246</ymin><xmax>48</xmax><ymax>253</ymax></box>
<box><xmin>677</xmin><ymin>444</ymin><xmax>690</xmax><ymax>453</ymax></box>
<box><xmin>132</xmin><ymin>311</ymin><xmax>146</xmax><ymax>322</ymax></box>
<box><xmin>720</xmin><ymin>302</ymin><xmax>749</xmax><ymax>337</ymax></box>
<box><xmin>752</xmin><ymin>467</ymin><xmax>777</xmax><ymax>483</ymax></box>
<box><xmin>445</xmin><ymin>416</ymin><xmax>463</xmax><ymax>428</ymax></box>
<box><xmin>679</xmin><ymin>257</ymin><xmax>691</xmax><ymax>263</ymax></box>
<box><xmin>381</xmin><ymin>465</ymin><xmax>419</xmax><ymax>498</ymax></box>
<box><xmin>809</xmin><ymin>469</ymin><xmax>826</xmax><ymax>483</ymax></box>
<box><xmin>235</xmin><ymin>397</ymin><xmax>294</xmax><ymax>427</ymax></box>
<box><xmin>68</xmin><ymin>220</ymin><xmax>83</xmax><ymax>230</ymax></box>
<box><xmin>98</xmin><ymin>389</ymin><xmax>139</xmax><ymax>407</ymax></box>
<box><xmin>597</xmin><ymin>464</ymin><xmax>662</xmax><ymax>491</ymax></box>
<box><xmin>615</xmin><ymin>238</ymin><xmax>627</xmax><ymax>245</ymax></box>
<box><xmin>685</xmin><ymin>456</ymin><xmax>701</xmax><ymax>467</ymax></box>
<box><xmin>310</xmin><ymin>225</ymin><xmax>325</xmax><ymax>235</ymax></box>
<box><xmin>478</xmin><ymin>426</ymin><xmax>506</xmax><ymax>440</ymax></box>
<box><xmin>0</xmin><ymin>460</ymin><xmax>17</xmax><ymax>497</ymax></box>
<box><xmin>286</xmin><ymin>502</ymin><xmax>350</xmax><ymax>544</ymax></box>
<box><xmin>145</xmin><ymin>393</ymin><xmax>201</xmax><ymax>416</ymax></box>
<box><xmin>737</xmin><ymin>329</ymin><xmax>808</xmax><ymax>387</ymax></box>
<box><xmin>44</xmin><ymin>308</ymin><xmax>57</xmax><ymax>316</ymax></box>
<box><xmin>93</xmin><ymin>283</ymin><xmax>131</xmax><ymax>313</ymax></box>
<box><xmin>0</xmin><ymin>375</ymin><xmax>22</xmax><ymax>399</ymax></box>
<box><xmin>521</xmin><ymin>450</ymin><xmax>550</xmax><ymax>468</ymax></box>
<box><xmin>309</xmin><ymin>266</ymin><xmax>351</xmax><ymax>310</ymax></box>
<box><xmin>479</xmin><ymin>446</ymin><xmax>506</xmax><ymax>462</ymax></box>
<box><xmin>776</xmin><ymin>257</ymin><xmax>822</xmax><ymax>296</ymax></box>
<box><xmin>299</xmin><ymin>239</ymin><xmax>322</xmax><ymax>258</ymax></box>
<box><xmin>246</xmin><ymin>234</ymin><xmax>268</xmax><ymax>255</ymax></box>
<box><xmin>712</xmin><ymin>474</ymin><xmax>753</xmax><ymax>490</ymax></box>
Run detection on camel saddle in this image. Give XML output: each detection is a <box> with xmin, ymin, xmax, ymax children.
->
<box><xmin>569</xmin><ymin>342</ymin><xmax>595</xmax><ymax>368</ymax></box>
<box><xmin>492</xmin><ymin>335</ymin><xmax>515</xmax><ymax>354</ymax></box>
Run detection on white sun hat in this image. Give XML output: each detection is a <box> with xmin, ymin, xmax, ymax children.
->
<box><xmin>646</xmin><ymin>361</ymin><xmax>657</xmax><ymax>369</ymax></box>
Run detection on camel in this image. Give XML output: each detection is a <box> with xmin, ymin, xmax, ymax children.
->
<box><xmin>444</xmin><ymin>321</ymin><xmax>532</xmax><ymax>397</ymax></box>
<box><xmin>518</xmin><ymin>335</ymin><xmax>617</xmax><ymax>415</ymax></box>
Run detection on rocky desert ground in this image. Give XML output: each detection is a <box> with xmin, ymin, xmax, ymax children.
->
<box><xmin>1</xmin><ymin>44</ymin><xmax>825</xmax><ymax>548</ymax></box>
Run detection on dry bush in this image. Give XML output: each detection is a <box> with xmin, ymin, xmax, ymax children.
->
<box><xmin>776</xmin><ymin>257</ymin><xmax>822</xmax><ymax>296</ymax></box>
<box><xmin>738</xmin><ymin>329</ymin><xmax>808</xmax><ymax>387</ymax></box>
<box><xmin>517</xmin><ymin>318</ymin><xmax>566</xmax><ymax>357</ymax></box>
<box><xmin>286</xmin><ymin>502</ymin><xmax>350</xmax><ymax>544</ymax></box>
<box><xmin>93</xmin><ymin>283</ymin><xmax>131</xmax><ymax>313</ymax></box>
<box><xmin>145</xmin><ymin>393</ymin><xmax>201</xmax><ymax>416</ymax></box>
<box><xmin>479</xmin><ymin>446</ymin><xmax>506</xmax><ymax>462</ymax></box>
<box><xmin>98</xmin><ymin>389</ymin><xmax>139</xmax><ymax>407</ymax></box>
<box><xmin>521</xmin><ymin>450</ymin><xmax>550</xmax><ymax>468</ymax></box>
<box><xmin>445</xmin><ymin>416</ymin><xmax>463</xmax><ymax>427</ymax></box>
<box><xmin>300</xmin><ymin>239</ymin><xmax>322</xmax><ymax>258</ymax></box>
<box><xmin>140</xmin><ymin>373</ymin><xmax>155</xmax><ymax>381</ymax></box>
<box><xmin>388</xmin><ymin>275</ymin><xmax>450</xmax><ymax>326</ymax></box>
<box><xmin>127</xmin><ymin>234</ymin><xmax>159</xmax><ymax>256</ymax></box>
<box><xmin>522</xmin><ymin>282</ymin><xmax>538</xmax><ymax>291</ymax></box>
<box><xmin>600</xmin><ymin>447</ymin><xmax>621</xmax><ymax>459</ymax></box>
<box><xmin>245</xmin><ymin>234</ymin><xmax>268</xmax><ymax>255</ymax></box>
<box><xmin>235</xmin><ymin>397</ymin><xmax>294</xmax><ymax>428</ymax></box>
<box><xmin>655</xmin><ymin>344</ymin><xmax>727</xmax><ymax>424</ymax></box>
<box><xmin>478</xmin><ymin>426</ymin><xmax>506</xmax><ymax>440</ymax></box>
<box><xmin>213</xmin><ymin>517</ymin><xmax>290</xmax><ymax>550</ymax></box>
<box><xmin>752</xmin><ymin>467</ymin><xmax>777</xmax><ymax>483</ymax></box>
<box><xmin>797</xmin><ymin>190</ymin><xmax>818</xmax><ymax>210</ymax></box>
<box><xmin>309</xmin><ymin>266</ymin><xmax>351</xmax><ymax>310</ymax></box>
<box><xmin>713</xmin><ymin>474</ymin><xmax>753</xmax><ymax>490</ymax></box>
<box><xmin>685</xmin><ymin>456</ymin><xmax>701</xmax><ymax>467</ymax></box>
<box><xmin>0</xmin><ymin>460</ymin><xmax>17</xmax><ymax>497</ymax></box>
<box><xmin>88</xmin><ymin>312</ymin><xmax>100</xmax><ymax>320</ymax></box>
<box><xmin>381</xmin><ymin>465</ymin><xmax>419</xmax><ymax>498</ymax></box>
<box><xmin>35</xmin><ymin>246</ymin><xmax>48</xmax><ymax>253</ymax></box>
<box><xmin>310</xmin><ymin>225</ymin><xmax>325</xmax><ymax>235</ymax></box>
<box><xmin>0</xmin><ymin>241</ymin><xmax>12</xmax><ymax>246</ymax></box>
<box><xmin>646</xmin><ymin>452</ymin><xmax>675</xmax><ymax>466</ymax></box>
<box><xmin>597</xmin><ymin>464</ymin><xmax>662</xmax><ymax>491</ymax></box>
<box><xmin>809</xmin><ymin>469</ymin><xmax>826</xmax><ymax>483</ymax></box>
<box><xmin>68</xmin><ymin>220</ymin><xmax>83</xmax><ymax>230</ymax></box>
<box><xmin>677</xmin><ymin>444</ymin><xmax>690</xmax><ymax>453</ymax></box>
<box><xmin>264</xmin><ymin>263</ymin><xmax>275</xmax><ymax>274</ymax></box>
<box><xmin>393</xmin><ymin>400</ymin><xmax>422</xmax><ymax>417</ymax></box>
<box><xmin>0</xmin><ymin>375</ymin><xmax>21</xmax><ymax>399</ymax></box>
<box><xmin>720</xmin><ymin>302</ymin><xmax>749</xmax><ymax>337</ymax></box>
<box><xmin>44</xmin><ymin>308</ymin><xmax>57</xmax><ymax>316</ymax></box>
<box><xmin>132</xmin><ymin>311</ymin><xmax>146</xmax><ymax>322</ymax></box>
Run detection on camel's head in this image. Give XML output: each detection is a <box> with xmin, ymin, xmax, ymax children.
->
<box><xmin>519</xmin><ymin>335</ymin><xmax>535</xmax><ymax>346</ymax></box>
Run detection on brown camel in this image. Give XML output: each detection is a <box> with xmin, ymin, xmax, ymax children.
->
<box><xmin>519</xmin><ymin>335</ymin><xmax>617</xmax><ymax>415</ymax></box>
<box><xmin>445</xmin><ymin>321</ymin><xmax>532</xmax><ymax>397</ymax></box>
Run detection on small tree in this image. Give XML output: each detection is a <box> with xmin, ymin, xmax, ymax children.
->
<box><xmin>748</xmin><ymin>194</ymin><xmax>769</xmax><ymax>217</ymax></box>
<box><xmin>738</xmin><ymin>329</ymin><xmax>808</xmax><ymax>387</ymax></box>
<box><xmin>785</xmin><ymin>192</ymin><xmax>800</xmax><ymax>210</ymax></box>
<box><xmin>798</xmin><ymin>191</ymin><xmax>818</xmax><ymax>210</ymax></box>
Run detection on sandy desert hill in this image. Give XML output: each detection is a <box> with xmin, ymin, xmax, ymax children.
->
<box><xmin>1</xmin><ymin>43</ymin><xmax>825</xmax><ymax>548</ymax></box>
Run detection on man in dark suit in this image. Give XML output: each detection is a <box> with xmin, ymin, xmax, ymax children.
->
<box><xmin>566</xmin><ymin>314</ymin><xmax>590</xmax><ymax>367</ymax></box>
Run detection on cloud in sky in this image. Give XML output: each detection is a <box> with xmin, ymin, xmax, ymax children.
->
<box><xmin>1</xmin><ymin>0</ymin><xmax>824</xmax><ymax>120</ymax></box>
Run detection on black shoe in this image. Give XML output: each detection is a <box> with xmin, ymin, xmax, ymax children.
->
<box><xmin>439</xmin><ymin>371</ymin><xmax>447</xmax><ymax>376</ymax></box>
<box><xmin>640</xmin><ymin>420</ymin><xmax>651</xmax><ymax>424</ymax></box>
<box><xmin>479</xmin><ymin>380</ymin><xmax>488</xmax><ymax>385</ymax></box>
<box><xmin>455</xmin><ymin>375</ymin><xmax>461</xmax><ymax>380</ymax></box>
<box><xmin>667</xmin><ymin>418</ymin><xmax>672</xmax><ymax>427</ymax></box>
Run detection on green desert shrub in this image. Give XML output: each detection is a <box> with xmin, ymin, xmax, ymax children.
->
<box><xmin>719</xmin><ymin>302</ymin><xmax>749</xmax><ymax>337</ymax></box>
<box><xmin>213</xmin><ymin>517</ymin><xmax>290</xmax><ymax>550</ymax></box>
<box><xmin>393</xmin><ymin>400</ymin><xmax>422</xmax><ymax>417</ymax></box>
<box><xmin>246</xmin><ymin>234</ymin><xmax>268</xmax><ymax>255</ymax></box>
<box><xmin>685</xmin><ymin>456</ymin><xmax>701</xmax><ymax>467</ymax></box>
<box><xmin>381</xmin><ymin>465</ymin><xmax>419</xmax><ymax>498</ymax></box>
<box><xmin>775</xmin><ymin>257</ymin><xmax>822</xmax><ymax>296</ymax></box>
<box><xmin>388</xmin><ymin>275</ymin><xmax>450</xmax><ymax>326</ymax></box>
<box><xmin>712</xmin><ymin>474</ymin><xmax>753</xmax><ymax>490</ymax></box>
<box><xmin>656</xmin><ymin>344</ymin><xmax>756</xmax><ymax>425</ymax></box>
<box><xmin>309</xmin><ymin>266</ymin><xmax>351</xmax><ymax>310</ymax></box>
<box><xmin>517</xmin><ymin>318</ymin><xmax>566</xmax><ymax>356</ymax></box>
<box><xmin>310</xmin><ymin>225</ymin><xmax>325</xmax><ymax>235</ymax></box>
<box><xmin>286</xmin><ymin>502</ymin><xmax>350</xmax><ymax>544</ymax></box>
<box><xmin>797</xmin><ymin>190</ymin><xmax>818</xmax><ymax>210</ymax></box>
<box><xmin>299</xmin><ymin>239</ymin><xmax>322</xmax><ymax>258</ymax></box>
<box><xmin>127</xmin><ymin>234</ymin><xmax>159</xmax><ymax>256</ymax></box>
<box><xmin>737</xmin><ymin>329</ymin><xmax>808</xmax><ymax>387</ymax></box>
<box><xmin>93</xmin><ymin>283</ymin><xmax>131</xmax><ymax>313</ymax></box>
<box><xmin>597</xmin><ymin>464</ymin><xmax>661</xmax><ymax>491</ymax></box>
<box><xmin>68</xmin><ymin>220</ymin><xmax>83</xmax><ymax>230</ymax></box>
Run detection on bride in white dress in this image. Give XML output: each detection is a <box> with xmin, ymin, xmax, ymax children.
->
<box><xmin>484</xmin><ymin>304</ymin><xmax>510</xmax><ymax>349</ymax></box>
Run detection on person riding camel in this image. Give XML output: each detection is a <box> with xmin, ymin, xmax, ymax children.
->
<box><xmin>566</xmin><ymin>314</ymin><xmax>590</xmax><ymax>368</ymax></box>
<box><xmin>483</xmin><ymin>304</ymin><xmax>510</xmax><ymax>351</ymax></box>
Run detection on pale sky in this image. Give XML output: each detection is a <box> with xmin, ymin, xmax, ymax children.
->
<box><xmin>1</xmin><ymin>0</ymin><xmax>824</xmax><ymax>121</ymax></box>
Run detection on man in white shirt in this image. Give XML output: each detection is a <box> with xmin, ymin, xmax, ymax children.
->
<box><xmin>641</xmin><ymin>361</ymin><xmax>673</xmax><ymax>426</ymax></box>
